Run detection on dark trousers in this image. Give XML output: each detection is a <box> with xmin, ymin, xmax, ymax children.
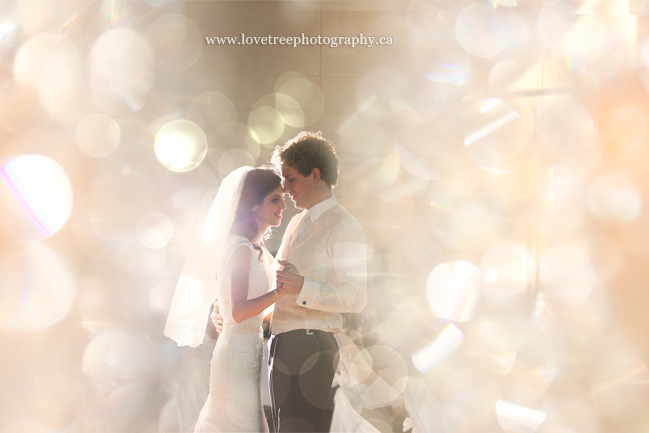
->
<box><xmin>269</xmin><ymin>330</ymin><xmax>340</xmax><ymax>432</ymax></box>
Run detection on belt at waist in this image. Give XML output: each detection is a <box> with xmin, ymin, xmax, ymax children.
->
<box><xmin>271</xmin><ymin>328</ymin><xmax>337</xmax><ymax>337</ymax></box>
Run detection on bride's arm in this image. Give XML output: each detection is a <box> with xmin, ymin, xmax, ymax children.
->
<box><xmin>230</xmin><ymin>245</ymin><xmax>287</xmax><ymax>323</ymax></box>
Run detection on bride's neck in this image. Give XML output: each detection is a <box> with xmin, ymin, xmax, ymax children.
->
<box><xmin>252</xmin><ymin>226</ymin><xmax>268</xmax><ymax>244</ymax></box>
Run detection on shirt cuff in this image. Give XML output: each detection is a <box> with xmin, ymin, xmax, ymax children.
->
<box><xmin>296</xmin><ymin>276</ymin><xmax>319</xmax><ymax>308</ymax></box>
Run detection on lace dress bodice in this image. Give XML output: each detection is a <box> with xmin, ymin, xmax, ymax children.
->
<box><xmin>194</xmin><ymin>236</ymin><xmax>273</xmax><ymax>433</ymax></box>
<box><xmin>216</xmin><ymin>236</ymin><xmax>272</xmax><ymax>336</ymax></box>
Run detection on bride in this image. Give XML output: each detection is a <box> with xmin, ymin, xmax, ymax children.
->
<box><xmin>164</xmin><ymin>166</ymin><xmax>292</xmax><ymax>432</ymax></box>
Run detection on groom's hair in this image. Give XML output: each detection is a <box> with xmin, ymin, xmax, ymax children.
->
<box><xmin>272</xmin><ymin>131</ymin><xmax>339</xmax><ymax>188</ymax></box>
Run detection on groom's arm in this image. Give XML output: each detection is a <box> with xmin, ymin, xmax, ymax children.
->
<box><xmin>296</xmin><ymin>221</ymin><xmax>368</xmax><ymax>314</ymax></box>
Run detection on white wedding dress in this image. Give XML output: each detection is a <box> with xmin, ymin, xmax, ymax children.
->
<box><xmin>194</xmin><ymin>236</ymin><xmax>272</xmax><ymax>432</ymax></box>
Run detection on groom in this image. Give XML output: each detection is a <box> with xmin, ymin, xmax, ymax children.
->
<box><xmin>214</xmin><ymin>131</ymin><xmax>368</xmax><ymax>432</ymax></box>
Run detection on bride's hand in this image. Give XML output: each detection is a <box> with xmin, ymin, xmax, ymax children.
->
<box><xmin>276</xmin><ymin>270</ymin><xmax>304</xmax><ymax>295</ymax></box>
<box><xmin>278</xmin><ymin>260</ymin><xmax>300</xmax><ymax>275</ymax></box>
<box><xmin>211</xmin><ymin>301</ymin><xmax>223</xmax><ymax>333</ymax></box>
<box><xmin>276</xmin><ymin>284</ymin><xmax>291</xmax><ymax>298</ymax></box>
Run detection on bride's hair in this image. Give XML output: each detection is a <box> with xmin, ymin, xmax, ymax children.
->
<box><xmin>230</xmin><ymin>166</ymin><xmax>282</xmax><ymax>246</ymax></box>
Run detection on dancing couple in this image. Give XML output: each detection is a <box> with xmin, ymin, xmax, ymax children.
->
<box><xmin>165</xmin><ymin>131</ymin><xmax>368</xmax><ymax>432</ymax></box>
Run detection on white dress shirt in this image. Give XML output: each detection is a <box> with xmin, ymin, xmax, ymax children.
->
<box><xmin>270</xmin><ymin>195</ymin><xmax>368</xmax><ymax>334</ymax></box>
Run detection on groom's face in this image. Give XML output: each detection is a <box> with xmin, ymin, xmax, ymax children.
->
<box><xmin>281</xmin><ymin>164</ymin><xmax>315</xmax><ymax>210</ymax></box>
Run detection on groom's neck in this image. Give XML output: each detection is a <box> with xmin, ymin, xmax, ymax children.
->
<box><xmin>304</xmin><ymin>188</ymin><xmax>333</xmax><ymax>210</ymax></box>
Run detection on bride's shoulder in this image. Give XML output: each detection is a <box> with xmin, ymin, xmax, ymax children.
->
<box><xmin>223</xmin><ymin>236</ymin><xmax>255</xmax><ymax>268</ymax></box>
<box><xmin>226</xmin><ymin>235</ymin><xmax>253</xmax><ymax>249</ymax></box>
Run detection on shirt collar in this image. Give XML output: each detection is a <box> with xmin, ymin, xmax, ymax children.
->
<box><xmin>303</xmin><ymin>195</ymin><xmax>337</xmax><ymax>223</ymax></box>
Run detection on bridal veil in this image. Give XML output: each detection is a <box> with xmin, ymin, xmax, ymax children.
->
<box><xmin>164</xmin><ymin>166</ymin><xmax>253</xmax><ymax>347</ymax></box>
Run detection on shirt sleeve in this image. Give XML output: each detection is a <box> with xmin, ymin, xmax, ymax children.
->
<box><xmin>296</xmin><ymin>220</ymin><xmax>368</xmax><ymax>313</ymax></box>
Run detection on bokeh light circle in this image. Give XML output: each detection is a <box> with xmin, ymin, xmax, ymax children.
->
<box><xmin>208</xmin><ymin>122</ymin><xmax>260</xmax><ymax>161</ymax></box>
<box><xmin>14</xmin><ymin>33</ymin><xmax>59</xmax><ymax>86</ymax></box>
<box><xmin>371</xmin><ymin>148</ymin><xmax>400</xmax><ymax>190</ymax></box>
<box><xmin>423</xmin><ymin>50</ymin><xmax>472</xmax><ymax>85</ymax></box>
<box><xmin>149</xmin><ymin>280</ymin><xmax>176</xmax><ymax>320</ymax></box>
<box><xmin>360</xmin><ymin>345</ymin><xmax>409</xmax><ymax>408</ymax></box>
<box><xmin>536</xmin><ymin>101</ymin><xmax>596</xmax><ymax>162</ymax></box>
<box><xmin>13</xmin><ymin>33</ymin><xmax>81</xmax><ymax>124</ymax></box>
<box><xmin>145</xmin><ymin>15</ymin><xmax>203</xmax><ymax>73</ymax></box>
<box><xmin>412</xmin><ymin>323</ymin><xmax>464</xmax><ymax>372</ymax></box>
<box><xmin>496</xmin><ymin>0</ymin><xmax>519</xmax><ymax>6</ymax></box>
<box><xmin>488</xmin><ymin>59</ymin><xmax>529</xmax><ymax>92</ymax></box>
<box><xmin>447</xmin><ymin>205</ymin><xmax>500</xmax><ymax>252</ymax></box>
<box><xmin>275</xmin><ymin>73</ymin><xmax>323</xmax><ymax>126</ymax></box>
<box><xmin>155</xmin><ymin>120</ymin><xmax>208</xmax><ymax>172</ymax></box>
<box><xmin>351</xmin><ymin>346</ymin><xmax>375</xmax><ymax>383</ymax></box>
<box><xmin>0</xmin><ymin>155</ymin><xmax>73</xmax><ymax>240</ymax></box>
<box><xmin>15</xmin><ymin>0</ymin><xmax>55</xmax><ymax>35</ymax></box>
<box><xmin>136</xmin><ymin>212</ymin><xmax>173</xmax><ymax>249</ymax></box>
<box><xmin>388</xmin><ymin>81</ymin><xmax>447</xmax><ymax>125</ymax></box>
<box><xmin>540</xmin><ymin>241</ymin><xmax>598</xmax><ymax>305</ymax></box>
<box><xmin>442</xmin><ymin>370</ymin><xmax>499</xmax><ymax>431</ymax></box>
<box><xmin>456</xmin><ymin>4</ymin><xmax>508</xmax><ymax>58</ymax></box>
<box><xmin>587</xmin><ymin>235</ymin><xmax>623</xmax><ymax>282</ymax></box>
<box><xmin>554</xmin><ymin>395</ymin><xmax>599</xmax><ymax>433</ymax></box>
<box><xmin>388</xmin><ymin>234</ymin><xmax>442</xmax><ymax>289</ymax></box>
<box><xmin>2</xmin><ymin>419</ymin><xmax>53</xmax><ymax>433</ymax></box>
<box><xmin>606</xmin><ymin>105</ymin><xmax>647</xmax><ymax>148</ymax></box>
<box><xmin>462</xmin><ymin>97</ymin><xmax>533</xmax><ymax>173</ymax></box>
<box><xmin>536</xmin><ymin>2</ymin><xmax>578</xmax><ymax>50</ymax></box>
<box><xmin>90</xmin><ymin>27</ymin><xmax>154</xmax><ymax>114</ymax></box>
<box><xmin>276</xmin><ymin>93</ymin><xmax>305</xmax><ymax>128</ymax></box>
<box><xmin>118</xmin><ymin>237</ymin><xmax>167</xmax><ymax>276</ymax></box>
<box><xmin>82</xmin><ymin>329</ymin><xmax>153</xmax><ymax>392</ymax></box>
<box><xmin>466</xmin><ymin>322</ymin><xmax>517</xmax><ymax>375</ymax></box>
<box><xmin>13</xmin><ymin>33</ymin><xmax>79</xmax><ymax>91</ymax></box>
<box><xmin>248</xmin><ymin>105</ymin><xmax>285</xmax><ymax>146</ymax></box>
<box><xmin>496</xmin><ymin>400</ymin><xmax>547</xmax><ymax>433</ymax></box>
<box><xmin>480</xmin><ymin>240</ymin><xmax>530</xmax><ymax>303</ymax></box>
<box><xmin>588</xmin><ymin>170</ymin><xmax>642</xmax><ymax>223</ymax></box>
<box><xmin>0</xmin><ymin>79</ymin><xmax>50</xmax><ymax>135</ymax></box>
<box><xmin>104</xmin><ymin>382</ymin><xmax>151</xmax><ymax>429</ymax></box>
<box><xmin>0</xmin><ymin>243</ymin><xmax>76</xmax><ymax>331</ymax></box>
<box><xmin>426</xmin><ymin>261</ymin><xmax>482</xmax><ymax>322</ymax></box>
<box><xmin>188</xmin><ymin>92</ymin><xmax>237</xmax><ymax>131</ymax></box>
<box><xmin>536</xmin><ymin>166</ymin><xmax>587</xmax><ymax>236</ymax></box>
<box><xmin>395</xmin><ymin>142</ymin><xmax>439</xmax><ymax>181</ymax></box>
<box><xmin>216</xmin><ymin>149</ymin><xmax>256</xmax><ymax>175</ymax></box>
<box><xmin>76</xmin><ymin>113</ymin><xmax>121</xmax><ymax>157</ymax></box>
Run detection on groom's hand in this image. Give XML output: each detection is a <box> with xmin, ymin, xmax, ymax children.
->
<box><xmin>278</xmin><ymin>260</ymin><xmax>300</xmax><ymax>275</ymax></box>
<box><xmin>211</xmin><ymin>301</ymin><xmax>223</xmax><ymax>333</ymax></box>
<box><xmin>276</xmin><ymin>270</ymin><xmax>304</xmax><ymax>295</ymax></box>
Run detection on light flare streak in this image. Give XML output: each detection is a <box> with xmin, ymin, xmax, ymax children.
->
<box><xmin>1</xmin><ymin>163</ymin><xmax>51</xmax><ymax>237</ymax></box>
<box><xmin>465</xmin><ymin>110</ymin><xmax>520</xmax><ymax>147</ymax></box>
<box><xmin>412</xmin><ymin>323</ymin><xmax>464</xmax><ymax>372</ymax></box>
<box><xmin>496</xmin><ymin>400</ymin><xmax>547</xmax><ymax>433</ymax></box>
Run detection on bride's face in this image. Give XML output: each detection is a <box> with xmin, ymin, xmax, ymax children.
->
<box><xmin>253</xmin><ymin>184</ymin><xmax>286</xmax><ymax>229</ymax></box>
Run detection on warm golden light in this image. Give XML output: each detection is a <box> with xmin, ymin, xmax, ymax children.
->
<box><xmin>0</xmin><ymin>1</ymin><xmax>648</xmax><ymax>432</ymax></box>
<box><xmin>155</xmin><ymin>120</ymin><xmax>208</xmax><ymax>172</ymax></box>
<box><xmin>0</xmin><ymin>155</ymin><xmax>72</xmax><ymax>240</ymax></box>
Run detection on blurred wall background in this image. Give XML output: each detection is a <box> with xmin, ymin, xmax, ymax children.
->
<box><xmin>1</xmin><ymin>0</ymin><xmax>649</xmax><ymax>432</ymax></box>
